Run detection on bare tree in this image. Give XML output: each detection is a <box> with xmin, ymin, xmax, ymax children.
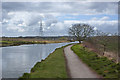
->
<box><xmin>68</xmin><ymin>23</ymin><xmax>94</xmax><ymax>43</ymax></box>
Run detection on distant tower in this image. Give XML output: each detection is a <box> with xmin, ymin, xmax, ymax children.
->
<box><xmin>39</xmin><ymin>20</ymin><xmax>43</xmax><ymax>37</ymax></box>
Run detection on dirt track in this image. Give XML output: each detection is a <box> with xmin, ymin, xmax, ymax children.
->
<box><xmin>64</xmin><ymin>45</ymin><xmax>100</xmax><ymax>78</ymax></box>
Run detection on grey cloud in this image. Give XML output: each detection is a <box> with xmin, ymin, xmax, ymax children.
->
<box><xmin>2</xmin><ymin>2</ymin><xmax>54</xmax><ymax>13</ymax></box>
<box><xmin>45</xmin><ymin>19</ymin><xmax>58</xmax><ymax>27</ymax></box>
<box><xmin>89</xmin><ymin>2</ymin><xmax>118</xmax><ymax>14</ymax></box>
<box><xmin>96</xmin><ymin>23</ymin><xmax>118</xmax><ymax>33</ymax></box>
<box><xmin>2</xmin><ymin>2</ymin><xmax>28</xmax><ymax>11</ymax></box>
<box><xmin>2</xmin><ymin>2</ymin><xmax>117</xmax><ymax>14</ymax></box>
<box><xmin>28</xmin><ymin>15</ymin><xmax>43</xmax><ymax>26</ymax></box>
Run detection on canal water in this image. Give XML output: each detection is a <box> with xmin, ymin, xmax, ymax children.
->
<box><xmin>1</xmin><ymin>42</ymin><xmax>78</xmax><ymax>78</ymax></box>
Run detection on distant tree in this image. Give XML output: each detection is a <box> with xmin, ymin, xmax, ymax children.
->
<box><xmin>112</xmin><ymin>32</ymin><xmax>118</xmax><ymax>36</ymax></box>
<box><xmin>59</xmin><ymin>37</ymin><xmax>67</xmax><ymax>40</ymax></box>
<box><xmin>18</xmin><ymin>36</ymin><xmax>23</xmax><ymax>38</ymax></box>
<box><xmin>68</xmin><ymin>23</ymin><xmax>94</xmax><ymax>43</ymax></box>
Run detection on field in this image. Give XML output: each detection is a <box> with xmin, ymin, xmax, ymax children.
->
<box><xmin>71</xmin><ymin>44</ymin><xmax>119</xmax><ymax>78</ymax></box>
<box><xmin>85</xmin><ymin>36</ymin><xmax>118</xmax><ymax>53</ymax></box>
<box><xmin>19</xmin><ymin>45</ymin><xmax>70</xmax><ymax>79</ymax></box>
<box><xmin>0</xmin><ymin>37</ymin><xmax>70</xmax><ymax>47</ymax></box>
<box><xmin>83</xmin><ymin>36</ymin><xmax>118</xmax><ymax>62</ymax></box>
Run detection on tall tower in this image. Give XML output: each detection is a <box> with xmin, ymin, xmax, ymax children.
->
<box><xmin>39</xmin><ymin>20</ymin><xmax>43</xmax><ymax>37</ymax></box>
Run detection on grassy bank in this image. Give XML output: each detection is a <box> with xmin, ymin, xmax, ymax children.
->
<box><xmin>19</xmin><ymin>45</ymin><xmax>70</xmax><ymax>79</ymax></box>
<box><xmin>0</xmin><ymin>40</ymin><xmax>69</xmax><ymax>47</ymax></box>
<box><xmin>71</xmin><ymin>44</ymin><xmax>119</xmax><ymax>78</ymax></box>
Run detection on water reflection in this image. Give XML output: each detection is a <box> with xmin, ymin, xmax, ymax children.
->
<box><xmin>2</xmin><ymin>42</ymin><xmax>78</xmax><ymax>78</ymax></box>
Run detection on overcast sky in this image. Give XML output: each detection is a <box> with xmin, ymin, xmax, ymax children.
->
<box><xmin>2</xmin><ymin>1</ymin><xmax>118</xmax><ymax>37</ymax></box>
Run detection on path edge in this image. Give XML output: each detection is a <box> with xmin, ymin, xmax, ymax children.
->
<box><xmin>63</xmin><ymin>44</ymin><xmax>72</xmax><ymax>78</ymax></box>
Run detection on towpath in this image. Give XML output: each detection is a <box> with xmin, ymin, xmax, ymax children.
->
<box><xmin>64</xmin><ymin>45</ymin><xmax>101</xmax><ymax>78</ymax></box>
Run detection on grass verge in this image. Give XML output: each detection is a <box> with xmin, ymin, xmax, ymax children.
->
<box><xmin>19</xmin><ymin>44</ymin><xmax>71</xmax><ymax>79</ymax></box>
<box><xmin>71</xmin><ymin>44</ymin><xmax>119</xmax><ymax>78</ymax></box>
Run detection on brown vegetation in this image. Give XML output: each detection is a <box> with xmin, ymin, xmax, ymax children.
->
<box><xmin>83</xmin><ymin>36</ymin><xmax>118</xmax><ymax>63</ymax></box>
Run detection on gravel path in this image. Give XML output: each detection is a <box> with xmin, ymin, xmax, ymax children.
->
<box><xmin>64</xmin><ymin>45</ymin><xmax>101</xmax><ymax>78</ymax></box>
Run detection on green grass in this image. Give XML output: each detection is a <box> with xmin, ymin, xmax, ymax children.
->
<box><xmin>71</xmin><ymin>44</ymin><xmax>119</xmax><ymax>78</ymax></box>
<box><xmin>19</xmin><ymin>45</ymin><xmax>70</xmax><ymax>79</ymax></box>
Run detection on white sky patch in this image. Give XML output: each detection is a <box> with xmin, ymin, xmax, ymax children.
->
<box><xmin>72</xmin><ymin>13</ymin><xmax>80</xmax><ymax>16</ymax></box>
<box><xmin>47</xmin><ymin>27</ymin><xmax>50</xmax><ymax>29</ymax></box>
<box><xmin>64</xmin><ymin>20</ymin><xmax>117</xmax><ymax>26</ymax></box>
<box><xmin>4</xmin><ymin>11</ymin><xmax>46</xmax><ymax>33</ymax></box>
<box><xmin>7</xmin><ymin>12</ymin><xmax>31</xmax><ymax>26</ymax></box>
<box><xmin>38</xmin><ymin>21</ymin><xmax>45</xmax><ymax>24</ymax></box>
<box><xmin>39</xmin><ymin>13</ymin><xmax>45</xmax><ymax>18</ymax></box>
<box><xmin>99</xmin><ymin>16</ymin><xmax>110</xmax><ymax>21</ymax></box>
<box><xmin>91</xmin><ymin>16</ymin><xmax>110</xmax><ymax>21</ymax></box>
<box><xmin>50</xmin><ymin>23</ymin><xmax>55</xmax><ymax>26</ymax></box>
<box><xmin>94</xmin><ymin>27</ymin><xmax>97</xmax><ymax>30</ymax></box>
<box><xmin>3</xmin><ymin>19</ymin><xmax>8</xmax><ymax>23</ymax></box>
<box><xmin>8</xmin><ymin>12</ymin><xmax>15</xmax><ymax>15</ymax></box>
<box><xmin>17</xmin><ymin>22</ymin><xmax>27</xmax><ymax>27</ymax></box>
<box><xmin>49</xmin><ymin>13</ymin><xmax>61</xmax><ymax>17</ymax></box>
<box><xmin>55</xmin><ymin>22</ymin><xmax>64</xmax><ymax>30</ymax></box>
<box><xmin>64</xmin><ymin>20</ymin><xmax>81</xmax><ymax>24</ymax></box>
<box><xmin>7</xmin><ymin>24</ymin><xmax>25</xmax><ymax>32</ymax></box>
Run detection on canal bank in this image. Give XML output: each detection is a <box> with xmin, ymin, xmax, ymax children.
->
<box><xmin>19</xmin><ymin>44</ymin><xmax>71</xmax><ymax>79</ymax></box>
